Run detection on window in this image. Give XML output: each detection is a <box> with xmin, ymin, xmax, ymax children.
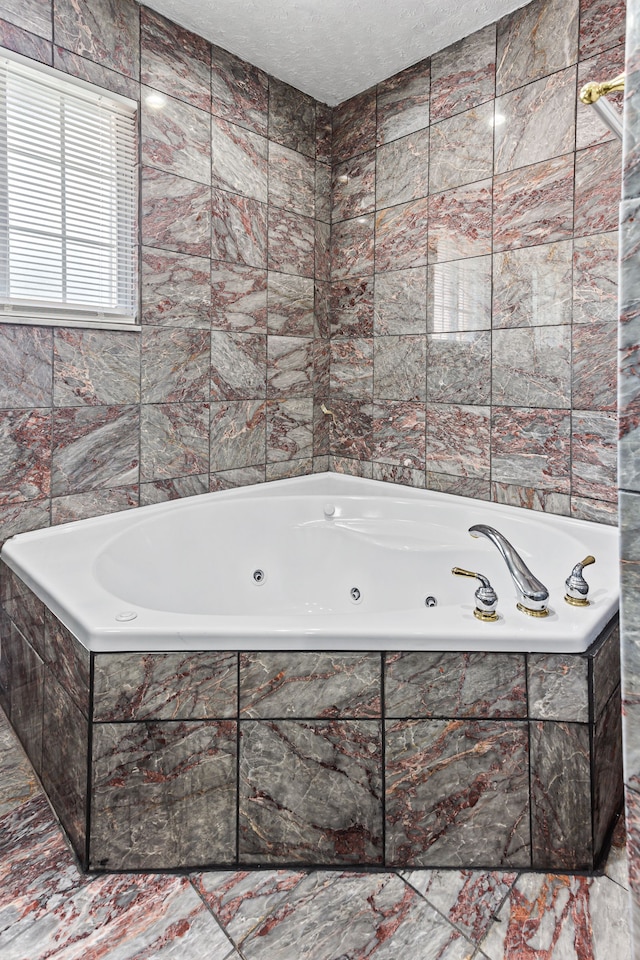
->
<box><xmin>0</xmin><ymin>51</ymin><xmax>138</xmax><ymax>329</ymax></box>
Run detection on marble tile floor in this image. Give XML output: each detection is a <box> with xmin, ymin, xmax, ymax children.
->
<box><xmin>0</xmin><ymin>708</ymin><xmax>631</xmax><ymax>960</ymax></box>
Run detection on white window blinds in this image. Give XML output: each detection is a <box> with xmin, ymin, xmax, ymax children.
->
<box><xmin>0</xmin><ymin>53</ymin><xmax>138</xmax><ymax>327</ymax></box>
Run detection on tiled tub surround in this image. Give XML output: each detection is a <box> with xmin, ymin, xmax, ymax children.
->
<box><xmin>328</xmin><ymin>0</ymin><xmax>624</xmax><ymax>525</ymax></box>
<box><xmin>0</xmin><ymin>559</ymin><xmax>622</xmax><ymax>873</ymax></box>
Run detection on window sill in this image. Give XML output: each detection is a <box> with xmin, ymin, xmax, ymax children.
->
<box><xmin>0</xmin><ymin>315</ymin><xmax>141</xmax><ymax>332</ymax></box>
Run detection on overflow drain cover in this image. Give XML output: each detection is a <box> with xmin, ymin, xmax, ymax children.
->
<box><xmin>115</xmin><ymin>611</ymin><xmax>137</xmax><ymax>622</ymax></box>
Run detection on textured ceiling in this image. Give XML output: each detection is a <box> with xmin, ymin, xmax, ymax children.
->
<box><xmin>142</xmin><ymin>0</ymin><xmax>531</xmax><ymax>105</ymax></box>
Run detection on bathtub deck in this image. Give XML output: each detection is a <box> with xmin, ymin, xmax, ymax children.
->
<box><xmin>0</xmin><ymin>707</ymin><xmax>631</xmax><ymax>960</ymax></box>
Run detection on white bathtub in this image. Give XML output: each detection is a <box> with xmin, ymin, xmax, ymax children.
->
<box><xmin>1</xmin><ymin>473</ymin><xmax>619</xmax><ymax>654</ymax></box>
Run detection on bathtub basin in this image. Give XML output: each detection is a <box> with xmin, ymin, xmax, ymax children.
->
<box><xmin>1</xmin><ymin>472</ymin><xmax>619</xmax><ymax>653</ymax></box>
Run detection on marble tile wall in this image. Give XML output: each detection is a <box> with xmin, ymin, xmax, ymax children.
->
<box><xmin>620</xmin><ymin>0</ymin><xmax>640</xmax><ymax>952</ymax></box>
<box><xmin>0</xmin><ymin>0</ymin><xmax>331</xmax><ymax>544</ymax></box>
<box><xmin>328</xmin><ymin>0</ymin><xmax>624</xmax><ymax>525</ymax></box>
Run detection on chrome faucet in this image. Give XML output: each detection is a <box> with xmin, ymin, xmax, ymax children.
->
<box><xmin>469</xmin><ymin>524</ymin><xmax>549</xmax><ymax>617</ymax></box>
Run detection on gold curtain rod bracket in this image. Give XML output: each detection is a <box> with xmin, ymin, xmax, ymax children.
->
<box><xmin>580</xmin><ymin>73</ymin><xmax>625</xmax><ymax>104</ymax></box>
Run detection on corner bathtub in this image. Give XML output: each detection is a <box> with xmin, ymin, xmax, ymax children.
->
<box><xmin>1</xmin><ymin>472</ymin><xmax>619</xmax><ymax>654</ymax></box>
<box><xmin>0</xmin><ymin>474</ymin><xmax>623</xmax><ymax>874</ymax></box>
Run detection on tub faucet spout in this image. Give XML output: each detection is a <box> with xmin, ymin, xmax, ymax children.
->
<box><xmin>469</xmin><ymin>524</ymin><xmax>549</xmax><ymax>617</ymax></box>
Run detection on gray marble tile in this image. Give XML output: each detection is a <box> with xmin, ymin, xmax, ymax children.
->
<box><xmin>53</xmin><ymin>329</ymin><xmax>139</xmax><ymax>406</ymax></box>
<box><xmin>331</xmin><ymin>215</ymin><xmax>375</xmax><ymax>281</ymax></box>
<box><xmin>315</xmin><ymin>219</ymin><xmax>331</xmax><ymax>282</ymax></box>
<box><xmin>239</xmin><ymin>719</ymin><xmax>383</xmax><ymax>865</ymax></box>
<box><xmin>386</xmin><ymin>652</ymin><xmax>527</xmax><ymax>719</ymax></box>
<box><xmin>376</xmin><ymin>198</ymin><xmax>430</xmax><ymax>272</ymax></box>
<box><xmin>268</xmin><ymin>143</ymin><xmax>315</xmax><ymax>218</ymax></box>
<box><xmin>0</xmin><ymin>325</ymin><xmax>52</xmax><ymax>408</ymax></box>
<box><xmin>210</xmin><ymin>465</ymin><xmax>265</xmax><ymax>491</ymax></box>
<box><xmin>44</xmin><ymin>610</ymin><xmax>90</xmax><ymax>718</ymax></box>
<box><xmin>372</xmin><ymin>401</ymin><xmax>426</xmax><ymax>469</ymax></box>
<box><xmin>142</xmin><ymin>167</ymin><xmax>211</xmax><ymax>258</ymax></box>
<box><xmin>139</xmin><ymin>402</ymin><xmax>209</xmax><ymax>481</ymax></box>
<box><xmin>428</xmin><ymin>257</ymin><xmax>492</xmax><ymax>332</ymax></box>
<box><xmin>192</xmin><ymin>870</ymin><xmax>306</xmax><ymax>945</ymax></box>
<box><xmin>41</xmin><ymin>673</ymin><xmax>89</xmax><ymax>860</ymax></box>
<box><xmin>51</xmin><ymin>405</ymin><xmax>138</xmax><ymax>495</ymax></box>
<box><xmin>268</xmin><ymin>208</ymin><xmax>315</xmax><ymax>278</ymax></box>
<box><xmin>386</xmin><ymin>719</ymin><xmax>531</xmax><ymax>867</ymax></box>
<box><xmin>53</xmin><ymin>46</ymin><xmax>139</xmax><ymax>98</ymax></box>
<box><xmin>139</xmin><ymin>474</ymin><xmax>208</xmax><ymax>505</ymax></box>
<box><xmin>315</xmin><ymin>161</ymin><xmax>331</xmax><ymax>223</ymax></box>
<box><xmin>375</xmin><ymin>267</ymin><xmax>427</xmax><ymax>335</ymax></box>
<box><xmin>329</xmin><ymin>401</ymin><xmax>373</xmax><ymax>462</ymax></box>
<box><xmin>332</xmin><ymin>88</ymin><xmax>376</xmax><ymax>163</ymax></box>
<box><xmin>0</xmin><ymin>17</ymin><xmax>52</xmax><ymax>62</ymax></box>
<box><xmin>142</xmin><ymin>248</ymin><xmax>211</xmax><ymax>328</ymax></box>
<box><xmin>494</xmin><ymin>67</ymin><xmax>577</xmax><ymax>174</ymax></box>
<box><xmin>211</xmin><ymin>190</ymin><xmax>268</xmax><ymax>269</ymax></box>
<box><xmin>267</xmin><ymin>336</ymin><xmax>314</xmax><ymax>398</ymax></box>
<box><xmin>265</xmin><ymin>458</ymin><xmax>313</xmax><ymax>482</ymax></box>
<box><xmin>572</xmin><ymin>321</ymin><xmax>617</xmax><ymax>410</ymax></box>
<box><xmin>210</xmin><ymin>331</ymin><xmax>266</xmax><ymax>401</ymax></box>
<box><xmin>0</xmin><ymin>500</ymin><xmax>50</xmax><ymax>548</ymax></box>
<box><xmin>332</xmin><ymin>151</ymin><xmax>376</xmax><ymax>222</ymax></box>
<box><xmin>0</xmin><ymin>0</ymin><xmax>52</xmax><ymax>39</ymax></box>
<box><xmin>371</xmin><ymin>462</ymin><xmax>425</xmax><ymax>488</ymax></box>
<box><xmin>5</xmin><ymin>621</ymin><xmax>44</xmax><ymax>774</ymax></box>
<box><xmin>431</xmin><ymin>23</ymin><xmax>496</xmax><ymax>122</ymax></box>
<box><xmin>496</xmin><ymin>0</ymin><xmax>579</xmax><ymax>96</ymax></box>
<box><xmin>427</xmin><ymin>332</ymin><xmax>491</xmax><ymax>404</ymax></box>
<box><xmin>331</xmin><ymin>453</ymin><xmax>374</xmax><ymax>477</ymax></box>
<box><xmin>51</xmin><ymin>486</ymin><xmax>138</xmax><ymax>524</ymax></box>
<box><xmin>268</xmin><ymin>78</ymin><xmax>316</xmax><ymax>158</ymax></box>
<box><xmin>429</xmin><ymin>103</ymin><xmax>493</xmax><ymax>194</ymax></box>
<box><xmin>493</xmin><ymin>155</ymin><xmax>574</xmax><ymax>251</ymax></box>
<box><xmin>211</xmin><ymin>262</ymin><xmax>267</xmax><ymax>333</ymax></box>
<box><xmin>231</xmin><ymin>872</ymin><xmax>476</xmax><ymax>960</ymax></box>
<box><xmin>376</xmin><ymin>129</ymin><xmax>430</xmax><ymax>207</ymax></box>
<box><xmin>0</xmin><ymin>408</ymin><xmax>51</xmax><ymax>503</ymax></box>
<box><xmin>53</xmin><ymin>0</ymin><xmax>139</xmax><ymax>79</ymax></box>
<box><xmin>267</xmin><ymin>273</ymin><xmax>315</xmax><ymax>336</ymax></box>
<box><xmin>573</xmin><ymin>231</ymin><xmax>619</xmax><ymax>324</ymax></box>
<box><xmin>579</xmin><ymin>0</ymin><xmax>627</xmax><ymax>60</ymax></box>
<box><xmin>492</xmin><ymin>326</ymin><xmax>571</xmax><ymax>408</ymax></box>
<box><xmin>240</xmin><ymin>652</ymin><xmax>381</xmax><ymax>718</ymax></box>
<box><xmin>211</xmin><ymin>116</ymin><xmax>267</xmax><ymax>203</ymax></box>
<box><xmin>593</xmin><ymin>689</ymin><xmax>624</xmax><ymax>859</ymax></box>
<box><xmin>93</xmin><ymin>652</ymin><xmax>237</xmax><ymax>721</ymax></box>
<box><xmin>574</xmin><ymin>140</ymin><xmax>622</xmax><ymax>238</ymax></box>
<box><xmin>210</xmin><ymin>400</ymin><xmax>266</xmax><ymax>473</ymax></box>
<box><xmin>576</xmin><ymin>47</ymin><xmax>625</xmax><ymax>151</ymax></box>
<box><xmin>400</xmin><ymin>869</ymin><xmax>518</xmax><ymax>946</ymax></box>
<box><xmin>2</xmin><ymin>574</ymin><xmax>45</xmax><ymax>659</ymax></box>
<box><xmin>530</xmin><ymin>720</ymin><xmax>592</xmax><ymax>869</ymax></box>
<box><xmin>90</xmin><ymin>720</ymin><xmax>237</xmax><ymax>869</ymax></box>
<box><xmin>428</xmin><ymin>180</ymin><xmax>492</xmax><ymax>263</ymax></box>
<box><xmin>374</xmin><ymin>336</ymin><xmax>427</xmax><ymax>402</ymax></box>
<box><xmin>619</xmin><ymin>200</ymin><xmax>640</xmax><ymax>491</ymax></box>
<box><xmin>377</xmin><ymin>58</ymin><xmax>430</xmax><ymax>146</ymax></box>
<box><xmin>480</xmin><ymin>871</ymin><xmax>631</xmax><ymax>959</ymax></box>
<box><xmin>571</xmin><ymin>410</ymin><xmax>617</xmax><ymax>502</ymax></box>
<box><xmin>493</xmin><ymin>241</ymin><xmax>573</xmax><ymax>328</ymax></box>
<box><xmin>266</xmin><ymin>398</ymin><xmax>313</xmax><ymax>463</ymax></box>
<box><xmin>315</xmin><ymin>102</ymin><xmax>332</xmax><ymax>164</ymax></box>
<box><xmin>211</xmin><ymin>44</ymin><xmax>268</xmax><ymax>137</ymax></box>
<box><xmin>593</xmin><ymin>619</ymin><xmax>621</xmax><ymax>722</ymax></box>
<box><xmin>314</xmin><ymin>279</ymin><xmax>331</xmax><ymax>338</ymax></box>
<box><xmin>527</xmin><ymin>654</ymin><xmax>589</xmax><ymax>722</ymax></box>
<box><xmin>491</xmin><ymin>483</ymin><xmax>571</xmax><ymax>516</ymax></box>
<box><xmin>141</xmin><ymin>327</ymin><xmax>210</xmax><ymax>404</ymax></box>
<box><xmin>140</xmin><ymin>7</ymin><xmax>210</xmax><ymax>110</ymax></box>
<box><xmin>491</xmin><ymin>407</ymin><xmax>571</xmax><ymax>493</ymax></box>
<box><xmin>427</xmin><ymin>404</ymin><xmax>491</xmax><ymax>479</ymax></box>
<box><xmin>141</xmin><ymin>89</ymin><xmax>211</xmax><ymax>185</ymax></box>
<box><xmin>329</xmin><ymin>339</ymin><xmax>374</xmax><ymax>399</ymax></box>
<box><xmin>331</xmin><ymin>277</ymin><xmax>374</xmax><ymax>337</ymax></box>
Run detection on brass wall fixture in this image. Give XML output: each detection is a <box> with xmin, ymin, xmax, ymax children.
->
<box><xmin>320</xmin><ymin>402</ymin><xmax>337</xmax><ymax>426</ymax></box>
<box><xmin>579</xmin><ymin>72</ymin><xmax>624</xmax><ymax>140</ymax></box>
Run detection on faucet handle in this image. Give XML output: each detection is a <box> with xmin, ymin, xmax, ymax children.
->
<box><xmin>564</xmin><ymin>555</ymin><xmax>595</xmax><ymax>607</ymax></box>
<box><xmin>452</xmin><ymin>567</ymin><xmax>499</xmax><ymax>622</ymax></box>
